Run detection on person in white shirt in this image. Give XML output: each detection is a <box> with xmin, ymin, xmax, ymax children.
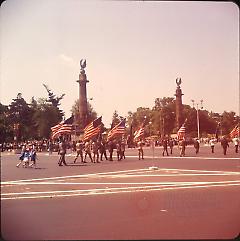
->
<box><xmin>209</xmin><ymin>138</ymin><xmax>215</xmax><ymax>153</ymax></box>
<box><xmin>232</xmin><ymin>138</ymin><xmax>239</xmax><ymax>153</ymax></box>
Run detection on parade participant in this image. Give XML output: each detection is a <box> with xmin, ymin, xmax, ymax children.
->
<box><xmin>92</xmin><ymin>141</ymin><xmax>100</xmax><ymax>163</ymax></box>
<box><xmin>58</xmin><ymin>138</ymin><xmax>67</xmax><ymax>166</ymax></box>
<box><xmin>108</xmin><ymin>140</ymin><xmax>114</xmax><ymax>161</ymax></box>
<box><xmin>29</xmin><ymin>145</ymin><xmax>37</xmax><ymax>168</ymax></box>
<box><xmin>168</xmin><ymin>138</ymin><xmax>174</xmax><ymax>154</ymax></box>
<box><xmin>16</xmin><ymin>145</ymin><xmax>27</xmax><ymax>168</ymax></box>
<box><xmin>22</xmin><ymin>146</ymin><xmax>31</xmax><ymax>167</ymax></box>
<box><xmin>47</xmin><ymin>140</ymin><xmax>53</xmax><ymax>155</ymax></box>
<box><xmin>121</xmin><ymin>141</ymin><xmax>126</xmax><ymax>159</ymax></box>
<box><xmin>209</xmin><ymin>138</ymin><xmax>215</xmax><ymax>153</ymax></box>
<box><xmin>178</xmin><ymin>138</ymin><xmax>186</xmax><ymax>157</ymax></box>
<box><xmin>162</xmin><ymin>138</ymin><xmax>169</xmax><ymax>156</ymax></box>
<box><xmin>99</xmin><ymin>140</ymin><xmax>108</xmax><ymax>161</ymax></box>
<box><xmin>74</xmin><ymin>140</ymin><xmax>84</xmax><ymax>163</ymax></box>
<box><xmin>137</xmin><ymin>139</ymin><xmax>144</xmax><ymax>160</ymax></box>
<box><xmin>194</xmin><ymin>139</ymin><xmax>200</xmax><ymax>154</ymax></box>
<box><xmin>221</xmin><ymin>136</ymin><xmax>229</xmax><ymax>155</ymax></box>
<box><xmin>84</xmin><ymin>141</ymin><xmax>93</xmax><ymax>163</ymax></box>
<box><xmin>232</xmin><ymin>137</ymin><xmax>239</xmax><ymax>153</ymax></box>
<box><xmin>116</xmin><ymin>142</ymin><xmax>122</xmax><ymax>161</ymax></box>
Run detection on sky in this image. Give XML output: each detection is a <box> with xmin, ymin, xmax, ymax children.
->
<box><xmin>0</xmin><ymin>0</ymin><xmax>239</xmax><ymax>128</ymax></box>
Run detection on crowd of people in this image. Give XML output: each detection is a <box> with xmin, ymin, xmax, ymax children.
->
<box><xmin>1</xmin><ymin>135</ymin><xmax>239</xmax><ymax>169</ymax></box>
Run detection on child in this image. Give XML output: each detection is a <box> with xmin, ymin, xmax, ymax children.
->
<box><xmin>29</xmin><ymin>145</ymin><xmax>37</xmax><ymax>168</ymax></box>
<box><xmin>16</xmin><ymin>145</ymin><xmax>26</xmax><ymax>168</ymax></box>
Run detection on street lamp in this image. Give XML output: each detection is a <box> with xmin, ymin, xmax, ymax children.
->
<box><xmin>191</xmin><ymin>99</ymin><xmax>203</xmax><ymax>139</ymax></box>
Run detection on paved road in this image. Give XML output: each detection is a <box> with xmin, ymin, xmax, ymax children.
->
<box><xmin>1</xmin><ymin>143</ymin><xmax>240</xmax><ymax>240</ymax></box>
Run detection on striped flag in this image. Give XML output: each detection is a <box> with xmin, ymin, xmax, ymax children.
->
<box><xmin>51</xmin><ymin>115</ymin><xmax>74</xmax><ymax>139</ymax></box>
<box><xmin>83</xmin><ymin>116</ymin><xmax>102</xmax><ymax>141</ymax></box>
<box><xmin>133</xmin><ymin>127</ymin><xmax>144</xmax><ymax>141</ymax></box>
<box><xmin>107</xmin><ymin>119</ymin><xmax>126</xmax><ymax>141</ymax></box>
<box><xmin>177</xmin><ymin>124</ymin><xmax>186</xmax><ymax>140</ymax></box>
<box><xmin>230</xmin><ymin>124</ymin><xmax>240</xmax><ymax>138</ymax></box>
<box><xmin>133</xmin><ymin>118</ymin><xmax>147</xmax><ymax>141</ymax></box>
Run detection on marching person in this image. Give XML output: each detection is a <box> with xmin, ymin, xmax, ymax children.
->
<box><xmin>116</xmin><ymin>141</ymin><xmax>122</xmax><ymax>161</ymax></box>
<box><xmin>92</xmin><ymin>141</ymin><xmax>100</xmax><ymax>163</ymax></box>
<box><xmin>209</xmin><ymin>138</ymin><xmax>215</xmax><ymax>153</ymax></box>
<box><xmin>16</xmin><ymin>145</ymin><xmax>27</xmax><ymax>168</ymax></box>
<box><xmin>178</xmin><ymin>138</ymin><xmax>186</xmax><ymax>157</ymax></box>
<box><xmin>74</xmin><ymin>140</ymin><xmax>84</xmax><ymax>163</ymax></box>
<box><xmin>121</xmin><ymin>141</ymin><xmax>126</xmax><ymax>159</ymax></box>
<box><xmin>29</xmin><ymin>145</ymin><xmax>37</xmax><ymax>168</ymax></box>
<box><xmin>84</xmin><ymin>141</ymin><xmax>93</xmax><ymax>163</ymax></box>
<box><xmin>232</xmin><ymin>137</ymin><xmax>239</xmax><ymax>153</ymax></box>
<box><xmin>58</xmin><ymin>138</ymin><xmax>67</xmax><ymax>166</ymax></box>
<box><xmin>168</xmin><ymin>138</ymin><xmax>174</xmax><ymax>154</ymax></box>
<box><xmin>162</xmin><ymin>138</ymin><xmax>169</xmax><ymax>156</ymax></box>
<box><xmin>221</xmin><ymin>136</ymin><xmax>229</xmax><ymax>155</ymax></box>
<box><xmin>108</xmin><ymin>140</ymin><xmax>114</xmax><ymax>161</ymax></box>
<box><xmin>99</xmin><ymin>140</ymin><xmax>108</xmax><ymax>161</ymax></box>
<box><xmin>194</xmin><ymin>139</ymin><xmax>200</xmax><ymax>154</ymax></box>
<box><xmin>137</xmin><ymin>139</ymin><xmax>144</xmax><ymax>160</ymax></box>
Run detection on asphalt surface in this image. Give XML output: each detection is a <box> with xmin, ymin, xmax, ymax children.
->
<box><xmin>1</xmin><ymin>143</ymin><xmax>240</xmax><ymax>240</ymax></box>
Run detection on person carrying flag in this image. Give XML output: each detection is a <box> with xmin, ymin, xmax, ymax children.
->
<box><xmin>58</xmin><ymin>137</ymin><xmax>67</xmax><ymax>166</ymax></box>
<box><xmin>74</xmin><ymin>140</ymin><xmax>84</xmax><ymax>163</ymax></box>
<box><xmin>220</xmin><ymin>136</ymin><xmax>229</xmax><ymax>155</ymax></box>
<box><xmin>137</xmin><ymin>139</ymin><xmax>144</xmax><ymax>160</ymax></box>
<box><xmin>177</xmin><ymin>123</ymin><xmax>186</xmax><ymax>157</ymax></box>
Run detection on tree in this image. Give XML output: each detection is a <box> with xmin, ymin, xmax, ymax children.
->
<box><xmin>43</xmin><ymin>84</ymin><xmax>65</xmax><ymax>119</ymax></box>
<box><xmin>71</xmin><ymin>99</ymin><xmax>97</xmax><ymax>125</ymax></box>
<box><xmin>0</xmin><ymin>103</ymin><xmax>12</xmax><ymax>142</ymax></box>
<box><xmin>8</xmin><ymin>93</ymin><xmax>33</xmax><ymax>141</ymax></box>
<box><xmin>31</xmin><ymin>98</ymin><xmax>63</xmax><ymax>139</ymax></box>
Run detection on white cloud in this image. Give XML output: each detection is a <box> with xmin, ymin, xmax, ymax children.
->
<box><xmin>58</xmin><ymin>54</ymin><xmax>77</xmax><ymax>68</ymax></box>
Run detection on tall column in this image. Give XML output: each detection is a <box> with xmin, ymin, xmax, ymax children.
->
<box><xmin>76</xmin><ymin>59</ymin><xmax>89</xmax><ymax>131</ymax></box>
<box><xmin>175</xmin><ymin>78</ymin><xmax>184</xmax><ymax>130</ymax></box>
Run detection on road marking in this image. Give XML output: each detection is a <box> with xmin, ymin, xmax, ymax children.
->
<box><xmin>3</xmin><ymin>168</ymin><xmax>150</xmax><ymax>184</ymax></box>
<box><xmin>2</xmin><ymin>167</ymin><xmax>240</xmax><ymax>185</ymax></box>
<box><xmin>2</xmin><ymin>181</ymin><xmax>240</xmax><ymax>200</ymax></box>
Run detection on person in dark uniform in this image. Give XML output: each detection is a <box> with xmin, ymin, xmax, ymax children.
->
<box><xmin>137</xmin><ymin>139</ymin><xmax>144</xmax><ymax>160</ymax></box>
<box><xmin>121</xmin><ymin>141</ymin><xmax>126</xmax><ymax>159</ymax></box>
<box><xmin>108</xmin><ymin>140</ymin><xmax>114</xmax><ymax>161</ymax></box>
<box><xmin>58</xmin><ymin>138</ymin><xmax>67</xmax><ymax>166</ymax></box>
<box><xmin>221</xmin><ymin>136</ymin><xmax>229</xmax><ymax>155</ymax></box>
<box><xmin>168</xmin><ymin>138</ymin><xmax>174</xmax><ymax>154</ymax></box>
<box><xmin>99</xmin><ymin>140</ymin><xmax>108</xmax><ymax>161</ymax></box>
<box><xmin>162</xmin><ymin>138</ymin><xmax>169</xmax><ymax>156</ymax></box>
<box><xmin>194</xmin><ymin>139</ymin><xmax>200</xmax><ymax>154</ymax></box>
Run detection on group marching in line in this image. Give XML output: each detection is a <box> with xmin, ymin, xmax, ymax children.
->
<box><xmin>13</xmin><ymin>135</ymin><xmax>239</xmax><ymax>168</ymax></box>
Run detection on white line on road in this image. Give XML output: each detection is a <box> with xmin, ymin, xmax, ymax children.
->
<box><xmin>2</xmin><ymin>181</ymin><xmax>240</xmax><ymax>200</ymax></box>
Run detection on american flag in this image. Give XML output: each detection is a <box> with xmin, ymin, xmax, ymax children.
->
<box><xmin>230</xmin><ymin>124</ymin><xmax>240</xmax><ymax>138</ymax></box>
<box><xmin>51</xmin><ymin>115</ymin><xmax>74</xmax><ymax>139</ymax></box>
<box><xmin>83</xmin><ymin>116</ymin><xmax>102</xmax><ymax>141</ymax></box>
<box><xmin>107</xmin><ymin>119</ymin><xmax>126</xmax><ymax>141</ymax></box>
<box><xmin>133</xmin><ymin>127</ymin><xmax>144</xmax><ymax>141</ymax></box>
<box><xmin>177</xmin><ymin>125</ymin><xmax>186</xmax><ymax>140</ymax></box>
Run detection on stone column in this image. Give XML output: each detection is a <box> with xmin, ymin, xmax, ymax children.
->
<box><xmin>175</xmin><ymin>78</ymin><xmax>184</xmax><ymax>130</ymax></box>
<box><xmin>76</xmin><ymin>59</ymin><xmax>89</xmax><ymax>131</ymax></box>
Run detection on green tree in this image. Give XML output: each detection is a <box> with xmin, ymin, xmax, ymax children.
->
<box><xmin>8</xmin><ymin>93</ymin><xmax>33</xmax><ymax>141</ymax></box>
<box><xmin>0</xmin><ymin>103</ymin><xmax>13</xmax><ymax>142</ymax></box>
<box><xmin>43</xmin><ymin>84</ymin><xmax>65</xmax><ymax>119</ymax></box>
<box><xmin>31</xmin><ymin>98</ymin><xmax>63</xmax><ymax>139</ymax></box>
<box><xmin>71</xmin><ymin>99</ymin><xmax>97</xmax><ymax>125</ymax></box>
